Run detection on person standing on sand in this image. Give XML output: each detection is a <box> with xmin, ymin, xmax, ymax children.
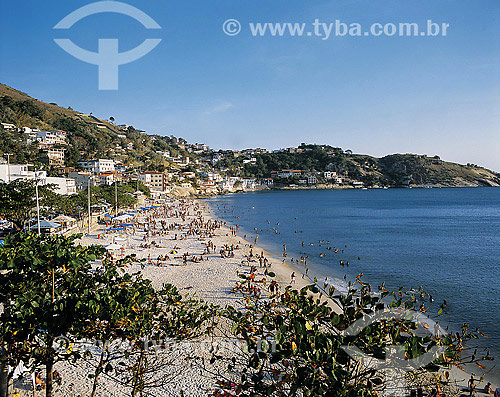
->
<box><xmin>290</xmin><ymin>272</ymin><xmax>296</xmax><ymax>284</ymax></box>
<box><xmin>468</xmin><ymin>375</ymin><xmax>476</xmax><ymax>396</ymax></box>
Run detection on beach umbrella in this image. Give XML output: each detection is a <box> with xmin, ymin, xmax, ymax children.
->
<box><xmin>105</xmin><ymin>243</ymin><xmax>123</xmax><ymax>250</ymax></box>
<box><xmin>169</xmin><ymin>250</ymin><xmax>178</xmax><ymax>254</ymax></box>
<box><xmin>29</xmin><ymin>220</ymin><xmax>61</xmax><ymax>230</ymax></box>
<box><xmin>51</xmin><ymin>215</ymin><xmax>76</xmax><ymax>223</ymax></box>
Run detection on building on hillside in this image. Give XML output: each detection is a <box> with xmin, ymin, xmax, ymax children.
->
<box><xmin>36</xmin><ymin>130</ymin><xmax>67</xmax><ymax>146</ymax></box>
<box><xmin>272</xmin><ymin>170</ymin><xmax>302</xmax><ymax>179</ymax></box>
<box><xmin>78</xmin><ymin>159</ymin><xmax>115</xmax><ymax>173</ymax></box>
<box><xmin>139</xmin><ymin>171</ymin><xmax>167</xmax><ymax>192</ymax></box>
<box><xmin>45</xmin><ymin>177</ymin><xmax>77</xmax><ymax>195</ymax></box>
<box><xmin>0</xmin><ymin>163</ymin><xmax>75</xmax><ymax>195</ymax></box>
<box><xmin>0</xmin><ymin>163</ymin><xmax>34</xmax><ymax>183</ymax></box>
<box><xmin>97</xmin><ymin>171</ymin><xmax>116</xmax><ymax>185</ymax></box>
<box><xmin>307</xmin><ymin>175</ymin><xmax>317</xmax><ymax>185</ymax></box>
<box><xmin>38</xmin><ymin>148</ymin><xmax>65</xmax><ymax>166</ymax></box>
<box><xmin>1</xmin><ymin>122</ymin><xmax>18</xmax><ymax>131</ymax></box>
<box><xmin>68</xmin><ymin>172</ymin><xmax>100</xmax><ymax>190</ymax></box>
<box><xmin>324</xmin><ymin>171</ymin><xmax>337</xmax><ymax>180</ymax></box>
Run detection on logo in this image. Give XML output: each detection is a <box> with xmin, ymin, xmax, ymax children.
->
<box><xmin>54</xmin><ymin>1</ymin><xmax>162</xmax><ymax>90</ymax></box>
<box><xmin>342</xmin><ymin>308</ymin><xmax>447</xmax><ymax>372</ymax></box>
<box><xmin>223</xmin><ymin>19</ymin><xmax>241</xmax><ymax>36</ymax></box>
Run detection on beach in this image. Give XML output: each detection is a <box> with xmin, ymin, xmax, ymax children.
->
<box><xmin>12</xmin><ymin>196</ymin><xmax>497</xmax><ymax>397</ymax></box>
<box><xmin>11</xmin><ymin>198</ymin><xmax>309</xmax><ymax>397</ymax></box>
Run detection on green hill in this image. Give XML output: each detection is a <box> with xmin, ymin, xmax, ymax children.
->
<box><xmin>0</xmin><ymin>83</ymin><xmax>188</xmax><ymax>171</ymax></box>
<box><xmin>1</xmin><ymin>83</ymin><xmax>499</xmax><ymax>188</ymax></box>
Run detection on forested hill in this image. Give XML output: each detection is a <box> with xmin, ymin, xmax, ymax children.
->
<box><xmin>230</xmin><ymin>145</ymin><xmax>500</xmax><ymax>187</ymax></box>
<box><xmin>1</xmin><ymin>83</ymin><xmax>500</xmax><ymax>188</ymax></box>
<box><xmin>0</xmin><ymin>83</ymin><xmax>188</xmax><ymax>170</ymax></box>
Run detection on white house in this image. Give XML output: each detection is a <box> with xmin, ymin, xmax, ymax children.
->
<box><xmin>78</xmin><ymin>159</ymin><xmax>115</xmax><ymax>173</ymax></box>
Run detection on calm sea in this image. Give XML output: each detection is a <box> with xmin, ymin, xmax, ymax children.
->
<box><xmin>206</xmin><ymin>188</ymin><xmax>500</xmax><ymax>381</ymax></box>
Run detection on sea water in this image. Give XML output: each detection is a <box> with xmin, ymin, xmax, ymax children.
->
<box><xmin>206</xmin><ymin>187</ymin><xmax>500</xmax><ymax>381</ymax></box>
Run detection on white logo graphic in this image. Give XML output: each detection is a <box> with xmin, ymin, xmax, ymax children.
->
<box><xmin>54</xmin><ymin>1</ymin><xmax>162</xmax><ymax>90</ymax></box>
<box><xmin>223</xmin><ymin>19</ymin><xmax>241</xmax><ymax>36</ymax></box>
<box><xmin>342</xmin><ymin>308</ymin><xmax>447</xmax><ymax>372</ymax></box>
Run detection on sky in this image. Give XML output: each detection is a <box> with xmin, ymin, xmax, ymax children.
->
<box><xmin>1</xmin><ymin>0</ymin><xmax>499</xmax><ymax>170</ymax></box>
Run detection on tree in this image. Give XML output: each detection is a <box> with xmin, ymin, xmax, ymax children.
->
<box><xmin>0</xmin><ymin>233</ymin><xmax>219</xmax><ymax>397</ymax></box>
<box><xmin>109</xmin><ymin>117</ymin><xmax>115</xmax><ymax>123</ymax></box>
<box><xmin>0</xmin><ymin>233</ymin><xmax>105</xmax><ymax>397</ymax></box>
<box><xmin>0</xmin><ymin>180</ymin><xmax>36</xmax><ymax>230</ymax></box>
<box><xmin>214</xmin><ymin>272</ymin><xmax>490</xmax><ymax>396</ymax></box>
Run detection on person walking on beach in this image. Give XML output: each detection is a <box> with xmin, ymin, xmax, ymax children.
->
<box><xmin>290</xmin><ymin>272</ymin><xmax>296</xmax><ymax>284</ymax></box>
<box><xmin>468</xmin><ymin>375</ymin><xmax>476</xmax><ymax>396</ymax></box>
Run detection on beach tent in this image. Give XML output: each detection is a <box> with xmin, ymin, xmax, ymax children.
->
<box><xmin>51</xmin><ymin>215</ymin><xmax>77</xmax><ymax>229</ymax></box>
<box><xmin>114</xmin><ymin>214</ymin><xmax>132</xmax><ymax>222</ymax></box>
<box><xmin>105</xmin><ymin>243</ymin><xmax>123</xmax><ymax>250</ymax></box>
<box><xmin>29</xmin><ymin>220</ymin><xmax>61</xmax><ymax>234</ymax></box>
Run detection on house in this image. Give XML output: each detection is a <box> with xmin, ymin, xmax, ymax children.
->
<box><xmin>307</xmin><ymin>175</ymin><xmax>317</xmax><ymax>185</ymax></box>
<box><xmin>36</xmin><ymin>130</ymin><xmax>67</xmax><ymax>146</ymax></box>
<box><xmin>0</xmin><ymin>163</ymin><xmax>35</xmax><ymax>183</ymax></box>
<box><xmin>97</xmin><ymin>171</ymin><xmax>116</xmax><ymax>185</ymax></box>
<box><xmin>38</xmin><ymin>148</ymin><xmax>65</xmax><ymax>166</ymax></box>
<box><xmin>1</xmin><ymin>122</ymin><xmax>18</xmax><ymax>131</ymax></box>
<box><xmin>45</xmin><ymin>177</ymin><xmax>77</xmax><ymax>195</ymax></box>
<box><xmin>324</xmin><ymin>171</ymin><xmax>337</xmax><ymax>180</ymax></box>
<box><xmin>78</xmin><ymin>159</ymin><xmax>115</xmax><ymax>173</ymax></box>
<box><xmin>274</xmin><ymin>170</ymin><xmax>302</xmax><ymax>178</ymax></box>
<box><xmin>68</xmin><ymin>172</ymin><xmax>99</xmax><ymax>190</ymax></box>
<box><xmin>0</xmin><ymin>162</ymin><xmax>75</xmax><ymax>195</ymax></box>
<box><xmin>139</xmin><ymin>171</ymin><xmax>168</xmax><ymax>192</ymax></box>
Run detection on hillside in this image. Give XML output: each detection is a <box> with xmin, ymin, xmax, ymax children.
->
<box><xmin>0</xmin><ymin>83</ymin><xmax>189</xmax><ymax>170</ymax></box>
<box><xmin>232</xmin><ymin>145</ymin><xmax>500</xmax><ymax>187</ymax></box>
<box><xmin>1</xmin><ymin>83</ymin><xmax>499</xmax><ymax>188</ymax></box>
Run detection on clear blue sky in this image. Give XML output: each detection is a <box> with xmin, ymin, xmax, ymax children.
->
<box><xmin>1</xmin><ymin>0</ymin><xmax>499</xmax><ymax>170</ymax></box>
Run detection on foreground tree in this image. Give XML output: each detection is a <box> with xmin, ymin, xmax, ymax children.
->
<box><xmin>212</xmin><ymin>272</ymin><xmax>491</xmax><ymax>396</ymax></box>
<box><xmin>0</xmin><ymin>180</ymin><xmax>36</xmax><ymax>230</ymax></box>
<box><xmin>0</xmin><ymin>233</ymin><xmax>219</xmax><ymax>397</ymax></box>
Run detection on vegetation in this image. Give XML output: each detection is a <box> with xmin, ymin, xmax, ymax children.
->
<box><xmin>0</xmin><ymin>233</ymin><xmax>218</xmax><ymax>397</ymax></box>
<box><xmin>2</xmin><ymin>83</ymin><xmax>500</xmax><ymax>188</ymax></box>
<box><xmin>210</xmin><ymin>272</ymin><xmax>491</xmax><ymax>396</ymax></box>
<box><xmin>0</xmin><ymin>180</ymin><xmax>150</xmax><ymax>230</ymax></box>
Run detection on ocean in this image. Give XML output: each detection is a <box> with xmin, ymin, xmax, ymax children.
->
<box><xmin>206</xmin><ymin>187</ymin><xmax>500</xmax><ymax>381</ymax></box>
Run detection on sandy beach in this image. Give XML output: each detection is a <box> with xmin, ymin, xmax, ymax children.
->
<box><xmin>10</xmin><ymin>197</ymin><xmax>496</xmax><ymax>397</ymax></box>
<box><xmin>11</xmin><ymin>198</ymin><xmax>311</xmax><ymax>397</ymax></box>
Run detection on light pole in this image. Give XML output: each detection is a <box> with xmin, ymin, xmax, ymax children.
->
<box><xmin>5</xmin><ymin>154</ymin><xmax>13</xmax><ymax>183</ymax></box>
<box><xmin>88</xmin><ymin>175</ymin><xmax>92</xmax><ymax>234</ymax></box>
<box><xmin>115</xmin><ymin>179</ymin><xmax>118</xmax><ymax>216</ymax></box>
<box><xmin>34</xmin><ymin>170</ymin><xmax>42</xmax><ymax>235</ymax></box>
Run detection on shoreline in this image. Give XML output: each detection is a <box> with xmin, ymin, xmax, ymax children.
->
<box><xmin>13</xmin><ymin>196</ymin><xmax>496</xmax><ymax>396</ymax></box>
<box><xmin>202</xmin><ymin>196</ymin><xmax>500</xmax><ymax>390</ymax></box>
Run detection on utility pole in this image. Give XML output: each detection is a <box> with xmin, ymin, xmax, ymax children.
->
<box><xmin>115</xmin><ymin>179</ymin><xmax>118</xmax><ymax>216</ymax></box>
<box><xmin>87</xmin><ymin>175</ymin><xmax>91</xmax><ymax>234</ymax></box>
<box><xmin>5</xmin><ymin>154</ymin><xmax>13</xmax><ymax>183</ymax></box>
<box><xmin>35</xmin><ymin>171</ymin><xmax>41</xmax><ymax>235</ymax></box>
